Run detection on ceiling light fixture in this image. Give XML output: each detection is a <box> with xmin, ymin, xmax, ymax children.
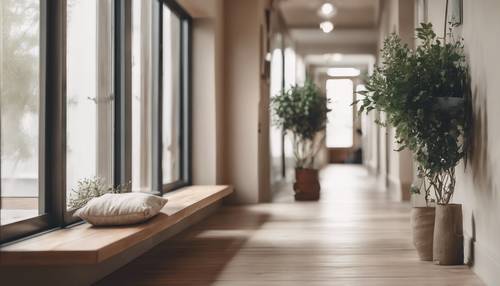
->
<box><xmin>327</xmin><ymin>67</ymin><xmax>361</xmax><ymax>77</ymax></box>
<box><xmin>320</xmin><ymin>21</ymin><xmax>334</xmax><ymax>33</ymax></box>
<box><xmin>320</xmin><ymin>3</ymin><xmax>336</xmax><ymax>17</ymax></box>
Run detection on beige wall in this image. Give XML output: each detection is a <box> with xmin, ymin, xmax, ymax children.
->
<box><xmin>179</xmin><ymin>0</ymin><xmax>225</xmax><ymax>186</ymax></box>
<box><xmin>223</xmin><ymin>0</ymin><xmax>271</xmax><ymax>203</ymax></box>
<box><xmin>192</xmin><ymin>19</ymin><xmax>217</xmax><ymax>184</ymax></box>
<box><xmin>426</xmin><ymin>0</ymin><xmax>500</xmax><ymax>284</ymax></box>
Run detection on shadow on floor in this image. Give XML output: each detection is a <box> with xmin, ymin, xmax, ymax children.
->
<box><xmin>95</xmin><ymin>208</ymin><xmax>271</xmax><ymax>286</ymax></box>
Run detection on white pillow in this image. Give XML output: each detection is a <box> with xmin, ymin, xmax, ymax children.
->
<box><xmin>75</xmin><ymin>193</ymin><xmax>168</xmax><ymax>226</ymax></box>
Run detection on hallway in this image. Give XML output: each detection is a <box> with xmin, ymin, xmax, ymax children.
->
<box><xmin>98</xmin><ymin>165</ymin><xmax>484</xmax><ymax>285</ymax></box>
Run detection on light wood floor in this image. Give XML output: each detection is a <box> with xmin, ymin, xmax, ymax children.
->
<box><xmin>98</xmin><ymin>165</ymin><xmax>484</xmax><ymax>286</ymax></box>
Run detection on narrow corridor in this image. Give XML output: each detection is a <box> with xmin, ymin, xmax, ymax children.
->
<box><xmin>99</xmin><ymin>165</ymin><xmax>483</xmax><ymax>285</ymax></box>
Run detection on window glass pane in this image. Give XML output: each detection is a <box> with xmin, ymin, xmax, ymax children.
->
<box><xmin>269</xmin><ymin>48</ymin><xmax>283</xmax><ymax>180</ymax></box>
<box><xmin>162</xmin><ymin>7</ymin><xmax>181</xmax><ymax>185</ymax></box>
<box><xmin>66</xmin><ymin>0</ymin><xmax>114</xmax><ymax>209</ymax></box>
<box><xmin>132</xmin><ymin>0</ymin><xmax>153</xmax><ymax>192</ymax></box>
<box><xmin>283</xmin><ymin>48</ymin><xmax>295</xmax><ymax>158</ymax></box>
<box><xmin>0</xmin><ymin>0</ymin><xmax>42</xmax><ymax>225</ymax></box>
<box><xmin>326</xmin><ymin>79</ymin><xmax>354</xmax><ymax>148</ymax></box>
<box><xmin>284</xmin><ymin>47</ymin><xmax>296</xmax><ymax>89</ymax></box>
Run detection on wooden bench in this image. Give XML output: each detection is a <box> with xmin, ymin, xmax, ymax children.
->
<box><xmin>0</xmin><ymin>185</ymin><xmax>233</xmax><ymax>266</ymax></box>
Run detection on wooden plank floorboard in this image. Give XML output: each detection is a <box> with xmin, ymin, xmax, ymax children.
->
<box><xmin>97</xmin><ymin>165</ymin><xmax>484</xmax><ymax>286</ymax></box>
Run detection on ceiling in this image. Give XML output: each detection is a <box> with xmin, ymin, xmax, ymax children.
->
<box><xmin>306</xmin><ymin>54</ymin><xmax>376</xmax><ymax>76</ymax></box>
<box><xmin>277</xmin><ymin>0</ymin><xmax>381</xmax><ymax>56</ymax></box>
<box><xmin>278</xmin><ymin>0</ymin><xmax>380</xmax><ymax>29</ymax></box>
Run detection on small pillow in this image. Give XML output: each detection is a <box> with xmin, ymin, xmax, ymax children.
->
<box><xmin>74</xmin><ymin>193</ymin><xmax>168</xmax><ymax>226</ymax></box>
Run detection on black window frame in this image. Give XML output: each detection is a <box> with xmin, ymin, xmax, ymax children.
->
<box><xmin>156</xmin><ymin>0</ymin><xmax>192</xmax><ymax>194</ymax></box>
<box><xmin>0</xmin><ymin>0</ymin><xmax>192</xmax><ymax>244</ymax></box>
<box><xmin>0</xmin><ymin>0</ymin><xmax>63</xmax><ymax>244</ymax></box>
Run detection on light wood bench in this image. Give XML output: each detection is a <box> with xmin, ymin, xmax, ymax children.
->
<box><xmin>0</xmin><ymin>185</ymin><xmax>233</xmax><ymax>266</ymax></box>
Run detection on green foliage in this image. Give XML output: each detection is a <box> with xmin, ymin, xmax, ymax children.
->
<box><xmin>68</xmin><ymin>177</ymin><xmax>130</xmax><ymax>210</ymax></box>
<box><xmin>272</xmin><ymin>79</ymin><xmax>331</xmax><ymax>168</ymax></box>
<box><xmin>358</xmin><ymin>23</ymin><xmax>469</xmax><ymax>205</ymax></box>
<box><xmin>1</xmin><ymin>0</ymin><xmax>40</xmax><ymax>162</ymax></box>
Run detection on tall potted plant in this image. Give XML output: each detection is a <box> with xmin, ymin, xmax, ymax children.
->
<box><xmin>272</xmin><ymin>79</ymin><xmax>331</xmax><ymax>201</ymax></box>
<box><xmin>358</xmin><ymin>23</ymin><xmax>469</xmax><ymax>264</ymax></box>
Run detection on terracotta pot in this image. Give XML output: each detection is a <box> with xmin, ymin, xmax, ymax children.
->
<box><xmin>411</xmin><ymin>207</ymin><xmax>435</xmax><ymax>261</ymax></box>
<box><xmin>293</xmin><ymin>168</ymin><xmax>320</xmax><ymax>201</ymax></box>
<box><xmin>433</xmin><ymin>204</ymin><xmax>464</xmax><ymax>265</ymax></box>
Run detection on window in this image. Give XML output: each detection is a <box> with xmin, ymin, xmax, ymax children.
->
<box><xmin>326</xmin><ymin>79</ymin><xmax>354</xmax><ymax>148</ymax></box>
<box><xmin>66</xmin><ymin>0</ymin><xmax>115</xmax><ymax>210</ymax></box>
<box><xmin>131</xmin><ymin>0</ymin><xmax>156</xmax><ymax>193</ymax></box>
<box><xmin>0</xmin><ymin>0</ymin><xmax>47</xmax><ymax>240</ymax></box>
<box><xmin>131</xmin><ymin>0</ymin><xmax>190</xmax><ymax>194</ymax></box>
<box><xmin>161</xmin><ymin>6</ymin><xmax>181</xmax><ymax>186</ymax></box>
<box><xmin>0</xmin><ymin>0</ymin><xmax>192</xmax><ymax>244</ymax></box>
<box><xmin>284</xmin><ymin>47</ymin><xmax>296</xmax><ymax>89</ymax></box>
<box><xmin>270</xmin><ymin>48</ymin><xmax>283</xmax><ymax>161</ymax></box>
<box><xmin>159</xmin><ymin>0</ymin><xmax>191</xmax><ymax>192</ymax></box>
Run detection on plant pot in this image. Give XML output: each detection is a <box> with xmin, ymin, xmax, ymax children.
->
<box><xmin>293</xmin><ymin>168</ymin><xmax>320</xmax><ymax>201</ymax></box>
<box><xmin>411</xmin><ymin>207</ymin><xmax>435</xmax><ymax>261</ymax></box>
<box><xmin>433</xmin><ymin>204</ymin><xmax>464</xmax><ymax>265</ymax></box>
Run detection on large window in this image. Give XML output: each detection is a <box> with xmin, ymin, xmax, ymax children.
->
<box><xmin>131</xmin><ymin>0</ymin><xmax>155</xmax><ymax>193</ymax></box>
<box><xmin>161</xmin><ymin>6</ymin><xmax>181</xmax><ymax>186</ymax></box>
<box><xmin>159</xmin><ymin>1</ymin><xmax>191</xmax><ymax>191</ymax></box>
<box><xmin>130</xmin><ymin>0</ymin><xmax>191</xmax><ymax>194</ymax></box>
<box><xmin>0</xmin><ymin>0</ymin><xmax>191</xmax><ymax>244</ymax></box>
<box><xmin>1</xmin><ymin>0</ymin><xmax>43</xmax><ymax>226</ymax></box>
<box><xmin>66</xmin><ymin>0</ymin><xmax>114</xmax><ymax>210</ymax></box>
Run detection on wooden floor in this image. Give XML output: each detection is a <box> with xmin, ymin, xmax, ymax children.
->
<box><xmin>98</xmin><ymin>165</ymin><xmax>484</xmax><ymax>286</ymax></box>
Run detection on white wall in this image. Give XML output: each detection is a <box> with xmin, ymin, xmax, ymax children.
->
<box><xmin>427</xmin><ymin>1</ymin><xmax>500</xmax><ymax>284</ymax></box>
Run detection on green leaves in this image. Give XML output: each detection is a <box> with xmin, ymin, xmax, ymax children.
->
<box><xmin>272</xmin><ymin>79</ymin><xmax>331</xmax><ymax>141</ymax></box>
<box><xmin>358</xmin><ymin>22</ymin><xmax>469</xmax><ymax>204</ymax></box>
<box><xmin>271</xmin><ymin>79</ymin><xmax>331</xmax><ymax>168</ymax></box>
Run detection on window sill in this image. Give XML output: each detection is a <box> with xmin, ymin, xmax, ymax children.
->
<box><xmin>0</xmin><ymin>185</ymin><xmax>233</xmax><ymax>266</ymax></box>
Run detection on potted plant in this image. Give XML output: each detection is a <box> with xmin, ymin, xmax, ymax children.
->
<box><xmin>272</xmin><ymin>79</ymin><xmax>331</xmax><ymax>201</ymax></box>
<box><xmin>358</xmin><ymin>23</ymin><xmax>469</xmax><ymax>264</ymax></box>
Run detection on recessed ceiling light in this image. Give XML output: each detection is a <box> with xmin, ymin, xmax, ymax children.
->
<box><xmin>320</xmin><ymin>3</ymin><xmax>336</xmax><ymax>17</ymax></box>
<box><xmin>320</xmin><ymin>21</ymin><xmax>334</xmax><ymax>33</ymax></box>
<box><xmin>327</xmin><ymin>67</ymin><xmax>361</xmax><ymax>77</ymax></box>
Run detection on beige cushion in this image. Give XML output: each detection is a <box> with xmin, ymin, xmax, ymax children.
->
<box><xmin>75</xmin><ymin>193</ymin><xmax>168</xmax><ymax>226</ymax></box>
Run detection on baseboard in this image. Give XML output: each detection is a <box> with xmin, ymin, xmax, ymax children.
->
<box><xmin>464</xmin><ymin>233</ymin><xmax>500</xmax><ymax>286</ymax></box>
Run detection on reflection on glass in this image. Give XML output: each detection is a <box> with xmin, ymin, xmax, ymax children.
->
<box><xmin>326</xmin><ymin>79</ymin><xmax>354</xmax><ymax>148</ymax></box>
<box><xmin>162</xmin><ymin>7</ymin><xmax>181</xmax><ymax>185</ymax></box>
<box><xmin>0</xmin><ymin>0</ymin><xmax>42</xmax><ymax>225</ymax></box>
<box><xmin>66</xmin><ymin>0</ymin><xmax>114</xmax><ymax>209</ymax></box>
